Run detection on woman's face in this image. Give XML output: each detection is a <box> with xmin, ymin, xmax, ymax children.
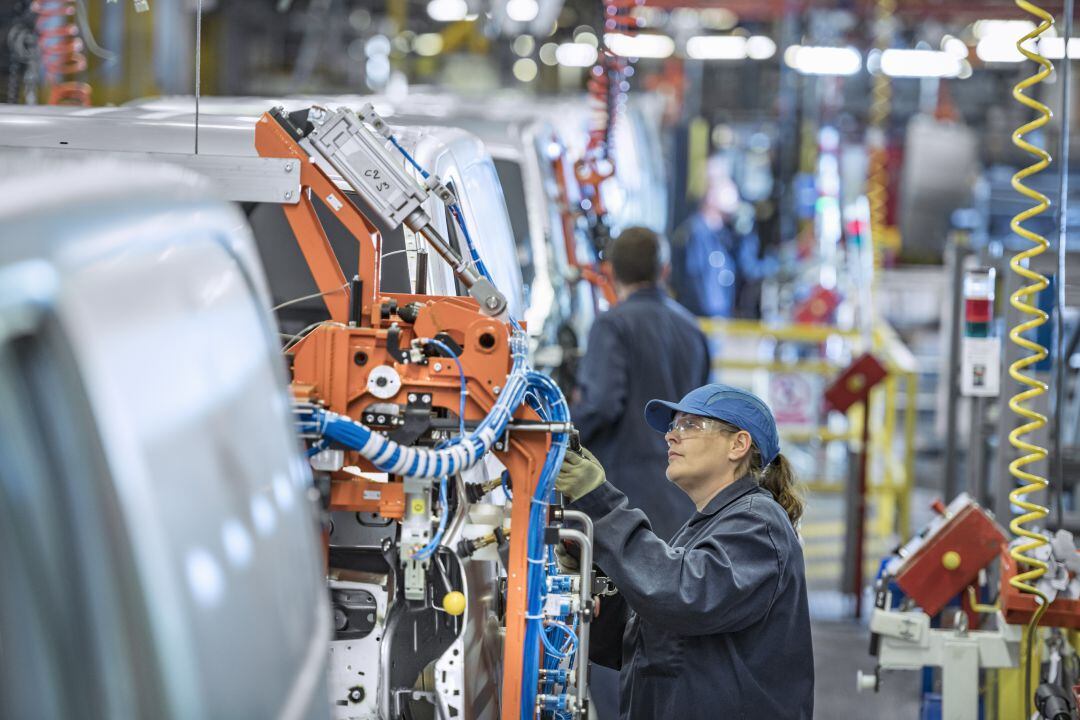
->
<box><xmin>664</xmin><ymin>412</ymin><xmax>752</xmax><ymax>491</ymax></box>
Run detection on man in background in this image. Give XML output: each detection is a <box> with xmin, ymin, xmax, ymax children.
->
<box><xmin>572</xmin><ymin>225</ymin><xmax>709</xmax><ymax>542</ymax></box>
<box><xmin>672</xmin><ymin>156</ymin><xmax>777</xmax><ymax>319</ymax></box>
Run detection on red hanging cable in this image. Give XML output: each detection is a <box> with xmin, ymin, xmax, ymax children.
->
<box><xmin>31</xmin><ymin>0</ymin><xmax>91</xmax><ymax>106</ymax></box>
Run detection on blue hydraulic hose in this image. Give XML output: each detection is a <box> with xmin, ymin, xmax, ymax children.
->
<box><xmin>520</xmin><ymin>370</ymin><xmax>570</xmax><ymax>719</ymax></box>
<box><xmin>425</xmin><ymin>337</ymin><xmax>468</xmax><ymax>437</ymax></box>
<box><xmin>390</xmin><ymin>135</ymin><xmax>428</xmax><ymax>178</ymax></box>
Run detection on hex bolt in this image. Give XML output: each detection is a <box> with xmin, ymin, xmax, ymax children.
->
<box><xmin>409</xmin><ymin>393</ymin><xmax>418</xmax><ymax>403</ymax></box>
<box><xmin>434</xmin><ymin>362</ymin><xmax>443</xmax><ymax>372</ymax></box>
<box><xmin>284</xmin><ymin>162</ymin><xmax>294</xmax><ymax>173</ymax></box>
<box><xmin>485</xmin><ymin>296</ymin><xmax>501</xmax><ymax>310</ymax></box>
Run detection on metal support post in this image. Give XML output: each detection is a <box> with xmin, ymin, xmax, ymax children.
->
<box><xmin>944</xmin><ymin>239</ymin><xmax>970</xmax><ymax>500</ymax></box>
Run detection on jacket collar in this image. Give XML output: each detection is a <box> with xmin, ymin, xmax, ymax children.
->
<box><xmin>689</xmin><ymin>475</ymin><xmax>760</xmax><ymax>524</ymax></box>
<box><xmin>626</xmin><ymin>285</ymin><xmax>666</xmax><ymax>302</ymax></box>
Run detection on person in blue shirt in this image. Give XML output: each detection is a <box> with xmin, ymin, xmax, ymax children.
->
<box><xmin>671</xmin><ymin>157</ymin><xmax>777</xmax><ymax>318</ymax></box>
<box><xmin>558</xmin><ymin>384</ymin><xmax>814</xmax><ymax>720</ymax></box>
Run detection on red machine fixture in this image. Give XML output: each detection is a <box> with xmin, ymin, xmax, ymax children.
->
<box><xmin>892</xmin><ymin>498</ymin><xmax>1007</xmax><ymax>617</ymax></box>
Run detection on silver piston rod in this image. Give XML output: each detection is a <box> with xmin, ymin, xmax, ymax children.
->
<box><xmin>299</xmin><ymin>104</ymin><xmax>508</xmax><ymax>318</ymax></box>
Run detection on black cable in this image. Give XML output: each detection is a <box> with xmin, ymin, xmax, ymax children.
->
<box><xmin>1025</xmin><ymin>623</ymin><xmax>1035</xmax><ymax>720</ymax></box>
<box><xmin>1054</xmin><ymin>0</ymin><xmax>1074</xmax><ymax>532</ymax></box>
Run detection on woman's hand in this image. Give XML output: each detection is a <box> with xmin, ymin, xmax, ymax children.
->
<box><xmin>556</xmin><ymin>446</ymin><xmax>607</xmax><ymax>501</ymax></box>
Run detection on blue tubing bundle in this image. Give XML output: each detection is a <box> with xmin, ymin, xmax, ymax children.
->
<box><xmin>520</xmin><ymin>371</ymin><xmax>571</xmax><ymax>719</ymax></box>
<box><xmin>301</xmin><ymin>333</ymin><xmax>529</xmax><ymax>478</ymax></box>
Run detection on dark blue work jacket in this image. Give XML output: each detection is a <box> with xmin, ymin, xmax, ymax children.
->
<box><xmin>571</xmin><ymin>476</ymin><xmax>814</xmax><ymax>720</ymax></box>
<box><xmin>572</xmin><ymin>286</ymin><xmax>709</xmax><ymax>541</ymax></box>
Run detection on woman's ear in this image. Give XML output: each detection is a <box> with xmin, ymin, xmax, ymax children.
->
<box><xmin>728</xmin><ymin>430</ymin><xmax>753</xmax><ymax>462</ymax></box>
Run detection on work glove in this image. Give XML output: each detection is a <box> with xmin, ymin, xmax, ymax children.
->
<box><xmin>556</xmin><ymin>446</ymin><xmax>606</xmax><ymax>502</ymax></box>
<box><xmin>554</xmin><ymin>542</ymin><xmax>580</xmax><ymax>574</ymax></box>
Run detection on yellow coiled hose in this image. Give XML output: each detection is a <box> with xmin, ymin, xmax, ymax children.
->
<box><xmin>1008</xmin><ymin>0</ymin><xmax>1054</xmax><ymax>707</ymax></box>
<box><xmin>866</xmin><ymin>0</ymin><xmax>894</xmax><ymax>286</ymax></box>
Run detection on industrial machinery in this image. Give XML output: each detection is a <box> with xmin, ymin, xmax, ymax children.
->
<box><xmin>258</xmin><ymin>102</ymin><xmax>595</xmax><ymax>720</ymax></box>
<box><xmin>860</xmin><ymin>489</ymin><xmax>1080</xmax><ymax>718</ymax></box>
<box><xmin>0</xmin><ymin>99</ymin><xmax>597</xmax><ymax>718</ymax></box>
<box><xmin>122</xmin><ymin>92</ymin><xmax>648</xmax><ymax>392</ymax></box>
<box><xmin>858</xmin><ymin>495</ymin><xmax>1019</xmax><ymax>720</ymax></box>
<box><xmin>124</xmin><ymin>93</ymin><xmax>600</xmax><ymax>393</ymax></box>
<box><xmin>0</xmin><ymin>154</ymin><xmax>330</xmax><ymax>719</ymax></box>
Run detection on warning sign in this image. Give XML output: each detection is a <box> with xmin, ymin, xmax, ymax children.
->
<box><xmin>768</xmin><ymin>373</ymin><xmax>821</xmax><ymax>431</ymax></box>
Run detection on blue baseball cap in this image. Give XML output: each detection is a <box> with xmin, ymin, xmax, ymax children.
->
<box><xmin>644</xmin><ymin>383</ymin><xmax>781</xmax><ymax>465</ymax></box>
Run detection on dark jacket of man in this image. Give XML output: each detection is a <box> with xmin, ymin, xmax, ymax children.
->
<box><xmin>572</xmin><ymin>286</ymin><xmax>709</xmax><ymax>541</ymax></box>
<box><xmin>571</xmin><ymin>476</ymin><xmax>815</xmax><ymax>720</ymax></box>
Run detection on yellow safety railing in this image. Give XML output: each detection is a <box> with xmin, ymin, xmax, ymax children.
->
<box><xmin>700</xmin><ymin>317</ymin><xmax>918</xmax><ymax>537</ymax></box>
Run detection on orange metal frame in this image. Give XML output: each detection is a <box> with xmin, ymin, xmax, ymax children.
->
<box><xmin>256</xmin><ymin>111</ymin><xmax>547</xmax><ymax>720</ymax></box>
<box><xmin>551</xmin><ymin>148</ymin><xmax>617</xmax><ymax>306</ymax></box>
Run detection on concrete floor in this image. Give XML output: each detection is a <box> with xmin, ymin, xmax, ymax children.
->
<box><xmin>812</xmin><ymin>620</ymin><xmax>922</xmax><ymax>719</ymax></box>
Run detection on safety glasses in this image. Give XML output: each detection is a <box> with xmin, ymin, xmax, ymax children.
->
<box><xmin>666</xmin><ymin>416</ymin><xmax>737</xmax><ymax>437</ymax></box>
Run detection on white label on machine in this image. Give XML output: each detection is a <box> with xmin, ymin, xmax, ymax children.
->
<box><xmin>960</xmin><ymin>337</ymin><xmax>1000</xmax><ymax>397</ymax></box>
<box><xmin>326</xmin><ymin>192</ymin><xmax>344</xmax><ymax>211</ymax></box>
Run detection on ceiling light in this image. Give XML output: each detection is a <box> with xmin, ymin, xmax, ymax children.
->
<box><xmin>512</xmin><ymin>34</ymin><xmax>535</xmax><ymax>57</ymax></box>
<box><xmin>605</xmin><ymin>32</ymin><xmax>675</xmax><ymax>59</ymax></box>
<box><xmin>574</xmin><ymin>31</ymin><xmax>599</xmax><ymax>48</ymax></box>
<box><xmin>539</xmin><ymin>42</ymin><xmax>559</xmax><ymax>65</ymax></box>
<box><xmin>973</xmin><ymin>19</ymin><xmax>1037</xmax><ymax>63</ymax></box>
<box><xmin>555</xmin><ymin>42</ymin><xmax>598</xmax><ymax>67</ymax></box>
<box><xmin>973</xmin><ymin>19</ymin><xmax>1035</xmax><ymax>40</ymax></box>
<box><xmin>747</xmin><ymin>35</ymin><xmax>777</xmax><ymax>60</ymax></box>
<box><xmin>1039</xmin><ymin>36</ymin><xmax>1080</xmax><ymax>59</ymax></box>
<box><xmin>414</xmin><ymin>33</ymin><xmax>444</xmax><ymax>57</ymax></box>
<box><xmin>506</xmin><ymin>0</ymin><xmax>539</xmax><ymax>23</ymax></box>
<box><xmin>975</xmin><ymin>36</ymin><xmax>1027</xmax><ymax>63</ymax></box>
<box><xmin>427</xmin><ymin>0</ymin><xmax>468</xmax><ymax>22</ymax></box>
<box><xmin>784</xmin><ymin>45</ymin><xmax>862</xmax><ymax>76</ymax></box>
<box><xmin>513</xmin><ymin>57</ymin><xmax>538</xmax><ymax>81</ymax></box>
<box><xmin>685</xmin><ymin>35</ymin><xmax>747</xmax><ymax>60</ymax></box>
<box><xmin>941</xmin><ymin>35</ymin><xmax>969</xmax><ymax>59</ymax></box>
<box><xmin>880</xmin><ymin>49</ymin><xmax>963</xmax><ymax>78</ymax></box>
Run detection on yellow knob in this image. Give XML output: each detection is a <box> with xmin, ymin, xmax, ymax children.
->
<box><xmin>443</xmin><ymin>591</ymin><xmax>466</xmax><ymax>616</ymax></box>
<box><xmin>942</xmin><ymin>551</ymin><xmax>962</xmax><ymax>571</ymax></box>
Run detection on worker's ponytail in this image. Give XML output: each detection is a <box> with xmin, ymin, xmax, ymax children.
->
<box><xmin>758</xmin><ymin>454</ymin><xmax>803</xmax><ymax>528</ymax></box>
<box><xmin>720</xmin><ymin>420</ymin><xmax>805</xmax><ymax>527</ymax></box>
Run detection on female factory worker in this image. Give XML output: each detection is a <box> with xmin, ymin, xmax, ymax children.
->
<box><xmin>556</xmin><ymin>383</ymin><xmax>814</xmax><ymax>719</ymax></box>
